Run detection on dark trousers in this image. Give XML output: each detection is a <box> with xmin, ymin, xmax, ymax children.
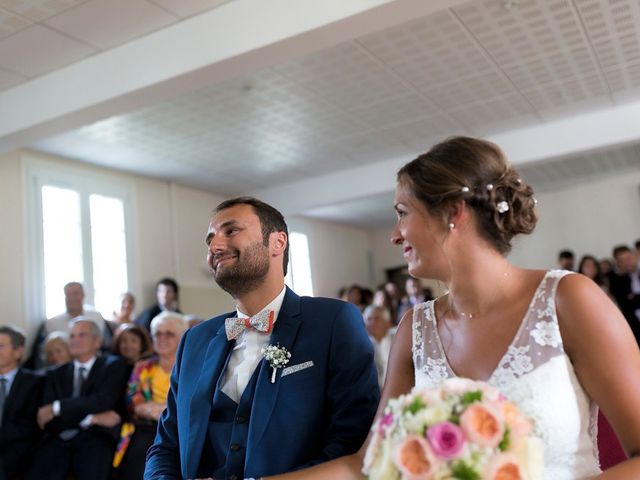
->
<box><xmin>25</xmin><ymin>431</ymin><xmax>115</xmax><ymax>480</ymax></box>
<box><xmin>117</xmin><ymin>423</ymin><xmax>157</xmax><ymax>480</ymax></box>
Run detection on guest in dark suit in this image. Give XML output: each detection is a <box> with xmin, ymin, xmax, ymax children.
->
<box><xmin>609</xmin><ymin>245</ymin><xmax>640</xmax><ymax>346</ymax></box>
<box><xmin>0</xmin><ymin>326</ymin><xmax>44</xmax><ymax>480</ymax></box>
<box><xmin>26</xmin><ymin>318</ymin><xmax>129</xmax><ymax>480</ymax></box>
<box><xmin>145</xmin><ymin>197</ymin><xmax>379</xmax><ymax>480</ymax></box>
<box><xmin>135</xmin><ymin>278</ymin><xmax>181</xmax><ymax>333</ymax></box>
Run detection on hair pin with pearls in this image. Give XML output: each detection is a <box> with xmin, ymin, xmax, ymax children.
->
<box><xmin>496</xmin><ymin>201</ymin><xmax>509</xmax><ymax>214</ymax></box>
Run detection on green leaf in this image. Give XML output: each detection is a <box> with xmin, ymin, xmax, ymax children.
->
<box><xmin>405</xmin><ymin>396</ymin><xmax>425</xmax><ymax>414</ymax></box>
<box><xmin>450</xmin><ymin>461</ymin><xmax>481</xmax><ymax>480</ymax></box>
<box><xmin>498</xmin><ymin>427</ymin><xmax>510</xmax><ymax>452</ymax></box>
<box><xmin>460</xmin><ymin>390</ymin><xmax>483</xmax><ymax>406</ymax></box>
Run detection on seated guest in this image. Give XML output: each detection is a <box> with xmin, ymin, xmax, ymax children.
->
<box><xmin>113</xmin><ymin>312</ymin><xmax>187</xmax><ymax>480</ymax></box>
<box><xmin>108</xmin><ymin>292</ymin><xmax>136</xmax><ymax>331</ymax></box>
<box><xmin>112</xmin><ymin>324</ymin><xmax>152</xmax><ymax>373</ymax></box>
<box><xmin>397</xmin><ymin>277</ymin><xmax>426</xmax><ymax>321</ymax></box>
<box><xmin>135</xmin><ymin>278</ymin><xmax>181</xmax><ymax>333</ymax></box>
<box><xmin>363</xmin><ymin>305</ymin><xmax>395</xmax><ymax>388</ymax></box>
<box><xmin>557</xmin><ymin>248</ymin><xmax>576</xmax><ymax>271</ymax></box>
<box><xmin>608</xmin><ymin>245</ymin><xmax>640</xmax><ymax>346</ymax></box>
<box><xmin>29</xmin><ymin>282</ymin><xmax>111</xmax><ymax>369</ymax></box>
<box><xmin>26</xmin><ymin>318</ymin><xmax>129</xmax><ymax>480</ymax></box>
<box><xmin>43</xmin><ymin>331</ymin><xmax>71</xmax><ymax>368</ymax></box>
<box><xmin>579</xmin><ymin>254</ymin><xmax>609</xmax><ymax>295</ymax></box>
<box><xmin>0</xmin><ymin>326</ymin><xmax>44</xmax><ymax>480</ymax></box>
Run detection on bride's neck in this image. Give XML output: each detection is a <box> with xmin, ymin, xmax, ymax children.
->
<box><xmin>445</xmin><ymin>250</ymin><xmax>514</xmax><ymax>317</ymax></box>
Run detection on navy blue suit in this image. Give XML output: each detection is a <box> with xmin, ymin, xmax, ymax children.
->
<box><xmin>145</xmin><ymin>288</ymin><xmax>380</xmax><ymax>479</ymax></box>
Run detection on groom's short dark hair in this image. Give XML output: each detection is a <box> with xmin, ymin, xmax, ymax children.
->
<box><xmin>214</xmin><ymin>197</ymin><xmax>290</xmax><ymax>276</ymax></box>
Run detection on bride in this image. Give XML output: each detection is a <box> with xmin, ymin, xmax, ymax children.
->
<box><xmin>269</xmin><ymin>136</ymin><xmax>640</xmax><ymax>479</ymax></box>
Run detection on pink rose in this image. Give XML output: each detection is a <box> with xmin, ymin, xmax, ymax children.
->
<box><xmin>426</xmin><ymin>421</ymin><xmax>465</xmax><ymax>460</ymax></box>
<box><xmin>378</xmin><ymin>412</ymin><xmax>394</xmax><ymax>436</ymax></box>
<box><xmin>459</xmin><ymin>402</ymin><xmax>505</xmax><ymax>449</ymax></box>
<box><xmin>393</xmin><ymin>434</ymin><xmax>439</xmax><ymax>480</ymax></box>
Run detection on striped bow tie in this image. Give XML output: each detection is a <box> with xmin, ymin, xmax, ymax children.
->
<box><xmin>225</xmin><ymin>310</ymin><xmax>275</xmax><ymax>341</ymax></box>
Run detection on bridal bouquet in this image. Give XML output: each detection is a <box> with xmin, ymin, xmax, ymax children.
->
<box><xmin>363</xmin><ymin>378</ymin><xmax>543</xmax><ymax>480</ymax></box>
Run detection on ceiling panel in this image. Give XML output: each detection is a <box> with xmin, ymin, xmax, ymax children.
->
<box><xmin>0</xmin><ymin>0</ymin><xmax>87</xmax><ymax>22</ymax></box>
<box><xmin>0</xmin><ymin>7</ymin><xmax>32</xmax><ymax>39</ymax></box>
<box><xmin>0</xmin><ymin>24</ymin><xmax>95</xmax><ymax>76</ymax></box>
<box><xmin>43</xmin><ymin>0</ymin><xmax>177</xmax><ymax>49</ymax></box>
<box><xmin>148</xmin><ymin>0</ymin><xmax>232</xmax><ymax>18</ymax></box>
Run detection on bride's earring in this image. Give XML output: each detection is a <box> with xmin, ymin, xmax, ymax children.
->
<box><xmin>448</xmin><ymin>223</ymin><xmax>455</xmax><ymax>230</ymax></box>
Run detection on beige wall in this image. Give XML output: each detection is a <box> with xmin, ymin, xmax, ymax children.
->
<box><xmin>0</xmin><ymin>151</ymin><xmax>26</xmax><ymax>334</ymax></box>
<box><xmin>288</xmin><ymin>216</ymin><xmax>373</xmax><ymax>298</ymax></box>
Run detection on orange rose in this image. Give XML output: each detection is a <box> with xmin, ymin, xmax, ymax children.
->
<box><xmin>393</xmin><ymin>434</ymin><xmax>439</xmax><ymax>480</ymax></box>
<box><xmin>485</xmin><ymin>453</ymin><xmax>524</xmax><ymax>480</ymax></box>
<box><xmin>501</xmin><ymin>401</ymin><xmax>532</xmax><ymax>438</ymax></box>
<box><xmin>460</xmin><ymin>402</ymin><xmax>505</xmax><ymax>448</ymax></box>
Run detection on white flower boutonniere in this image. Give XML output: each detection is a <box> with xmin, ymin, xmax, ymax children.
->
<box><xmin>261</xmin><ymin>344</ymin><xmax>291</xmax><ymax>383</ymax></box>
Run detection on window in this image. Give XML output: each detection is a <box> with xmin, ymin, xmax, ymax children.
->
<box><xmin>28</xmin><ymin>161</ymin><xmax>134</xmax><ymax>320</ymax></box>
<box><xmin>285</xmin><ymin>231</ymin><xmax>313</xmax><ymax>296</ymax></box>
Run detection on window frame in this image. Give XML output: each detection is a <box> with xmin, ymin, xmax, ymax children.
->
<box><xmin>24</xmin><ymin>157</ymin><xmax>137</xmax><ymax>323</ymax></box>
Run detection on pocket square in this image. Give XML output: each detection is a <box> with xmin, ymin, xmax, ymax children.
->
<box><xmin>281</xmin><ymin>360</ymin><xmax>314</xmax><ymax>377</ymax></box>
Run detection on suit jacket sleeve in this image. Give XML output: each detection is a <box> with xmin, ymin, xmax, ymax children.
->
<box><xmin>307</xmin><ymin>302</ymin><xmax>380</xmax><ymax>465</ymax></box>
<box><xmin>0</xmin><ymin>370</ymin><xmax>44</xmax><ymax>449</ymax></box>
<box><xmin>144</xmin><ymin>329</ymin><xmax>188</xmax><ymax>480</ymax></box>
<box><xmin>44</xmin><ymin>357</ymin><xmax>128</xmax><ymax>432</ymax></box>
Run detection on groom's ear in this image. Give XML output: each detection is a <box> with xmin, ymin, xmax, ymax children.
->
<box><xmin>270</xmin><ymin>231</ymin><xmax>288</xmax><ymax>258</ymax></box>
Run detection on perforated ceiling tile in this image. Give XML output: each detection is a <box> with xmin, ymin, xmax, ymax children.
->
<box><xmin>454</xmin><ymin>0</ymin><xmax>601</xmax><ymax>91</ymax></box>
<box><xmin>520</xmin><ymin>142</ymin><xmax>640</xmax><ymax>192</ymax></box>
<box><xmin>521</xmin><ymin>73</ymin><xmax>610</xmax><ymax>112</ymax></box>
<box><xmin>445</xmin><ymin>93</ymin><xmax>534</xmax><ymax>131</ymax></box>
<box><xmin>273</xmin><ymin>41</ymin><xmax>411</xmax><ymax>111</ymax></box>
<box><xmin>378</xmin><ymin>114</ymin><xmax>467</xmax><ymax>151</ymax></box>
<box><xmin>0</xmin><ymin>0</ymin><xmax>86</xmax><ymax>21</ymax></box>
<box><xmin>0</xmin><ymin>7</ymin><xmax>32</xmax><ymax>39</ymax></box>
<box><xmin>420</xmin><ymin>69</ymin><xmax>520</xmax><ymax>110</ymax></box>
<box><xmin>358</xmin><ymin>9</ymin><xmax>495</xmax><ymax>89</ymax></box>
<box><xmin>576</xmin><ymin>0</ymin><xmax>640</xmax><ymax>69</ymax></box>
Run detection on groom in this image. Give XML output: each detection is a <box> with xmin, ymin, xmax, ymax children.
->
<box><xmin>145</xmin><ymin>197</ymin><xmax>380</xmax><ymax>480</ymax></box>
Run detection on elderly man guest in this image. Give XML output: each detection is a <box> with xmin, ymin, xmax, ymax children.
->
<box><xmin>26</xmin><ymin>318</ymin><xmax>128</xmax><ymax>480</ymax></box>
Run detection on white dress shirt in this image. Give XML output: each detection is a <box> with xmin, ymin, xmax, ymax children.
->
<box><xmin>0</xmin><ymin>367</ymin><xmax>18</xmax><ymax>395</ymax></box>
<box><xmin>220</xmin><ymin>286</ymin><xmax>286</xmax><ymax>403</ymax></box>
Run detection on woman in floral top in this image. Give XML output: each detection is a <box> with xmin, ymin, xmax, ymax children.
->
<box><xmin>113</xmin><ymin>311</ymin><xmax>188</xmax><ymax>480</ymax></box>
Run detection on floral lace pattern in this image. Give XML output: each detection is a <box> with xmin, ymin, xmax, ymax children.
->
<box><xmin>412</xmin><ymin>270</ymin><xmax>601</xmax><ymax>480</ymax></box>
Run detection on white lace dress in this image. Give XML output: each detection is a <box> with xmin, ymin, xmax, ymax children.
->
<box><xmin>413</xmin><ymin>270</ymin><xmax>601</xmax><ymax>479</ymax></box>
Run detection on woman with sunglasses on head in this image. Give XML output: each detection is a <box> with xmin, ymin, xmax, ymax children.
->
<box><xmin>114</xmin><ymin>312</ymin><xmax>188</xmax><ymax>480</ymax></box>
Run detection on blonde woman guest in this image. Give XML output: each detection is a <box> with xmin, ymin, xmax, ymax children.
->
<box><xmin>114</xmin><ymin>312</ymin><xmax>188</xmax><ymax>480</ymax></box>
<box><xmin>42</xmin><ymin>331</ymin><xmax>71</xmax><ymax>367</ymax></box>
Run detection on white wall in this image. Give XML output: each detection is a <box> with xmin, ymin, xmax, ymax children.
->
<box><xmin>288</xmin><ymin>216</ymin><xmax>373</xmax><ymax>298</ymax></box>
<box><xmin>509</xmin><ymin>170</ymin><xmax>640</xmax><ymax>268</ymax></box>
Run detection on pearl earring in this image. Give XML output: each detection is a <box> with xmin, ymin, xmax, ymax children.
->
<box><xmin>448</xmin><ymin>223</ymin><xmax>455</xmax><ymax>230</ymax></box>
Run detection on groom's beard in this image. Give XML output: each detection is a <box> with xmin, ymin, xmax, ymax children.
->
<box><xmin>213</xmin><ymin>241</ymin><xmax>270</xmax><ymax>298</ymax></box>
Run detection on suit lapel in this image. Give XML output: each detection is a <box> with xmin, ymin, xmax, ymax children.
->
<box><xmin>59</xmin><ymin>362</ymin><xmax>74</xmax><ymax>398</ymax></box>
<box><xmin>247</xmin><ymin>288</ymin><xmax>302</xmax><ymax>454</ymax></box>
<box><xmin>186</xmin><ymin>318</ymin><xmax>235</xmax><ymax>477</ymax></box>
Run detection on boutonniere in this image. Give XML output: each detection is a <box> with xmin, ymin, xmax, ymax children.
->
<box><xmin>261</xmin><ymin>344</ymin><xmax>291</xmax><ymax>383</ymax></box>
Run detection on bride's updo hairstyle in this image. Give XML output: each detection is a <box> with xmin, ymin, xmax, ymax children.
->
<box><xmin>397</xmin><ymin>136</ymin><xmax>537</xmax><ymax>254</ymax></box>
